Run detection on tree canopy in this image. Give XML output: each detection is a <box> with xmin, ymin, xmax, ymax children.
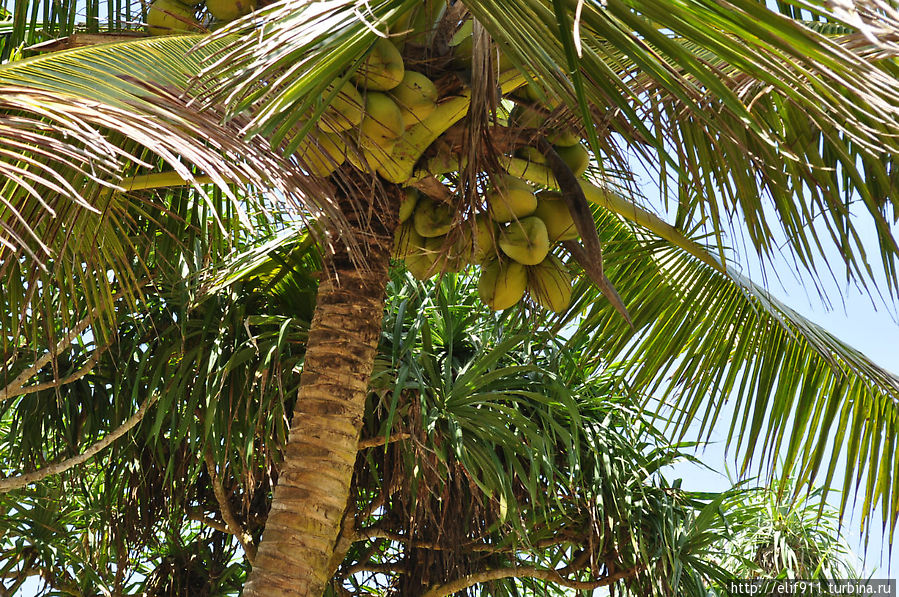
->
<box><xmin>0</xmin><ymin>256</ymin><xmax>863</xmax><ymax>594</ymax></box>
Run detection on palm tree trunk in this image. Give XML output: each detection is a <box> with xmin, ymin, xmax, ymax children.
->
<box><xmin>243</xmin><ymin>180</ymin><xmax>400</xmax><ymax>597</ymax></box>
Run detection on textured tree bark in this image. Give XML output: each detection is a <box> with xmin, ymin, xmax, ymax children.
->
<box><xmin>243</xmin><ymin>179</ymin><xmax>400</xmax><ymax>597</ymax></box>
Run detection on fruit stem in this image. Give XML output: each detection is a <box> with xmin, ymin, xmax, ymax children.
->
<box><xmin>380</xmin><ymin>69</ymin><xmax>527</xmax><ymax>183</ymax></box>
<box><xmin>95</xmin><ymin>171</ymin><xmax>205</xmax><ymax>196</ymax></box>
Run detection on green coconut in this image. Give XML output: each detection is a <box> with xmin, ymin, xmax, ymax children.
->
<box><xmin>413</xmin><ymin>197</ymin><xmax>454</xmax><ymax>238</ymax></box>
<box><xmin>206</xmin><ymin>0</ymin><xmax>255</xmax><ymax>21</ymax></box>
<box><xmin>146</xmin><ymin>0</ymin><xmax>200</xmax><ymax>35</ymax></box>
<box><xmin>389</xmin><ymin>71</ymin><xmax>438</xmax><ymax>128</ymax></box>
<box><xmin>478</xmin><ymin>258</ymin><xmax>527</xmax><ymax>311</ymax></box>
<box><xmin>399</xmin><ymin>188</ymin><xmax>419</xmax><ymax>223</ymax></box>
<box><xmin>318</xmin><ymin>81</ymin><xmax>364</xmax><ymax>134</ymax></box>
<box><xmin>486</xmin><ymin>175</ymin><xmax>537</xmax><ymax>223</ymax></box>
<box><xmin>353</xmin><ymin>39</ymin><xmax>405</xmax><ymax>91</ymax></box>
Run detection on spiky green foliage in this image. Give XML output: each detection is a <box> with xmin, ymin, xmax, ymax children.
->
<box><xmin>344</xmin><ymin>273</ymin><xmax>734</xmax><ymax>596</ymax></box>
<box><xmin>712</xmin><ymin>484</ymin><xmax>859</xmax><ymax>583</ymax></box>
<box><xmin>0</xmin><ymin>35</ymin><xmax>348</xmax><ymax>351</ymax></box>
<box><xmin>0</xmin><ymin>221</ymin><xmax>317</xmax><ymax>594</ymax></box>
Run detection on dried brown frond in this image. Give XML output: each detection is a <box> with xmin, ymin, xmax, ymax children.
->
<box><xmin>457</xmin><ymin>19</ymin><xmax>499</xmax><ymax>207</ymax></box>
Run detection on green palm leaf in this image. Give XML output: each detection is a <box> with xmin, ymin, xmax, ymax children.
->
<box><xmin>2</xmin><ymin>0</ymin><xmax>898</xmax><ymax>587</ymax></box>
<box><xmin>192</xmin><ymin>0</ymin><xmax>419</xmax><ymax>141</ymax></box>
<box><xmin>0</xmin><ymin>35</ymin><xmax>345</xmax><ymax>341</ymax></box>
<box><xmin>198</xmin><ymin>0</ymin><xmax>899</xmax><ymax>293</ymax></box>
<box><xmin>559</xmin><ymin>207</ymin><xmax>899</xmax><ymax>532</ymax></box>
<box><xmin>468</xmin><ymin>0</ymin><xmax>899</xmax><ymax>290</ymax></box>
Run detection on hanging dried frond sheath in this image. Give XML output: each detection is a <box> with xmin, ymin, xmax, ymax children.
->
<box><xmin>537</xmin><ymin>139</ymin><xmax>631</xmax><ymax>324</ymax></box>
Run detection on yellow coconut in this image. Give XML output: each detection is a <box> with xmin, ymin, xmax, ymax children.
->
<box><xmin>206</xmin><ymin>0</ymin><xmax>255</xmax><ymax>21</ymax></box>
<box><xmin>478</xmin><ymin>258</ymin><xmax>527</xmax><ymax>311</ymax></box>
<box><xmin>147</xmin><ymin>0</ymin><xmax>201</xmax><ymax>35</ymax></box>
<box><xmin>471</xmin><ymin>213</ymin><xmax>498</xmax><ymax>263</ymax></box>
<box><xmin>554</xmin><ymin>143</ymin><xmax>589</xmax><ymax>176</ymax></box>
<box><xmin>393</xmin><ymin>220</ymin><xmax>425</xmax><ymax>259</ymax></box>
<box><xmin>399</xmin><ymin>188</ymin><xmax>419</xmax><ymax>223</ymax></box>
<box><xmin>295</xmin><ymin>131</ymin><xmax>346</xmax><ymax>177</ymax></box>
<box><xmin>353</xmin><ymin>39</ymin><xmax>405</xmax><ymax>91</ymax></box>
<box><xmin>508</xmin><ymin>104</ymin><xmax>544</xmax><ymax>130</ymax></box>
<box><xmin>413</xmin><ymin>197</ymin><xmax>454</xmax><ymax>238</ymax></box>
<box><xmin>318</xmin><ymin>81</ymin><xmax>364</xmax><ymax>134</ymax></box>
<box><xmin>550</xmin><ymin>126</ymin><xmax>581</xmax><ymax>148</ymax></box>
<box><xmin>359</xmin><ymin>92</ymin><xmax>404</xmax><ymax>152</ymax></box>
<box><xmin>486</xmin><ymin>175</ymin><xmax>537</xmax><ymax>223</ymax></box>
<box><xmin>389</xmin><ymin>71</ymin><xmax>438</xmax><ymax>128</ymax></box>
<box><xmin>443</xmin><ymin>227</ymin><xmax>473</xmax><ymax>272</ymax></box>
<box><xmin>449</xmin><ymin>20</ymin><xmax>514</xmax><ymax>71</ymax></box>
<box><xmin>498</xmin><ymin>216</ymin><xmax>550</xmax><ymax>266</ymax></box>
<box><xmin>527</xmin><ymin>254</ymin><xmax>572</xmax><ymax>313</ymax></box>
<box><xmin>405</xmin><ymin>246</ymin><xmax>441</xmax><ymax>280</ymax></box>
<box><xmin>509</xmin><ymin>104</ymin><xmax>580</xmax><ymax>147</ymax></box>
<box><xmin>523</xmin><ymin>83</ymin><xmax>562</xmax><ymax>109</ymax></box>
<box><xmin>351</xmin><ymin>92</ymin><xmax>404</xmax><ymax>171</ymax></box>
<box><xmin>515</xmin><ymin>146</ymin><xmax>546</xmax><ymax>164</ymax></box>
<box><xmin>532</xmin><ymin>192</ymin><xmax>578</xmax><ymax>241</ymax></box>
<box><xmin>422</xmin><ymin>234</ymin><xmax>469</xmax><ymax>274</ymax></box>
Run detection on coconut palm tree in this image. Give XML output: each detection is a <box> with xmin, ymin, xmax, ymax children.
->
<box><xmin>3</xmin><ymin>0</ymin><xmax>899</xmax><ymax>594</ymax></box>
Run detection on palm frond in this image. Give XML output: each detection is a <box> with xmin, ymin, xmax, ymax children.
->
<box><xmin>0</xmin><ymin>35</ymin><xmax>346</xmax><ymax>340</ymax></box>
<box><xmin>195</xmin><ymin>0</ymin><xmax>899</xmax><ymax>301</ymax></box>
<box><xmin>466</xmin><ymin>0</ymin><xmax>899</xmax><ymax>292</ymax></box>
<box><xmin>0</xmin><ymin>222</ymin><xmax>319</xmax><ymax>591</ymax></box>
<box><xmin>192</xmin><ymin>0</ymin><xmax>418</xmax><ymax>142</ymax></box>
<box><xmin>0</xmin><ymin>0</ymin><xmax>146</xmax><ymax>62</ymax></box>
<box><xmin>560</xmin><ymin>207</ymin><xmax>899</xmax><ymax>534</ymax></box>
<box><xmin>0</xmin><ymin>36</ymin><xmax>330</xmax><ymax>210</ymax></box>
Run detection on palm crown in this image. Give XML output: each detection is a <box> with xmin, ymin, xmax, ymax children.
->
<box><xmin>2</xmin><ymin>0</ymin><xmax>899</xmax><ymax>594</ymax></box>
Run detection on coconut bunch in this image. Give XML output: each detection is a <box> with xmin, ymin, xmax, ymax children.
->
<box><xmin>146</xmin><ymin>0</ymin><xmax>255</xmax><ymax>35</ymax></box>
<box><xmin>288</xmin><ymin>31</ymin><xmax>593</xmax><ymax>315</ymax></box>
<box><xmin>394</xmin><ymin>175</ymin><xmax>579</xmax><ymax>314</ymax></box>
<box><xmin>143</xmin><ymin>3</ymin><xmax>607</xmax><ymax>316</ymax></box>
<box><xmin>289</xmin><ymin>39</ymin><xmax>441</xmax><ymax>179</ymax></box>
<box><xmin>505</xmin><ymin>81</ymin><xmax>591</xmax><ymax>175</ymax></box>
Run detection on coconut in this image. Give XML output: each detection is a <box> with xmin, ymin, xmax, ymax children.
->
<box><xmin>206</xmin><ymin>0</ymin><xmax>254</xmax><ymax>21</ymax></box>
<box><xmin>146</xmin><ymin>0</ymin><xmax>200</xmax><ymax>35</ymax></box>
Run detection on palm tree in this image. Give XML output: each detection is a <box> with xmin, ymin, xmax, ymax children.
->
<box><xmin>3</xmin><ymin>0</ymin><xmax>899</xmax><ymax>594</ymax></box>
<box><xmin>0</xmin><ymin>220</ymin><xmax>316</xmax><ymax>595</ymax></box>
<box><xmin>713</xmin><ymin>483</ymin><xmax>860</xmax><ymax>583</ymax></box>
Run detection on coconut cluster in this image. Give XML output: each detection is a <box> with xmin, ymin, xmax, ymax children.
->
<box><xmin>146</xmin><ymin>0</ymin><xmax>255</xmax><ymax>35</ymax></box>
<box><xmin>143</xmin><ymin>11</ymin><xmax>594</xmax><ymax>314</ymax></box>
<box><xmin>390</xmin><ymin>35</ymin><xmax>591</xmax><ymax>315</ymax></box>
<box><xmin>289</xmin><ymin>39</ymin><xmax>440</xmax><ymax>178</ymax></box>
<box><xmin>394</xmin><ymin>175</ymin><xmax>578</xmax><ymax>314</ymax></box>
<box><xmin>296</xmin><ymin>32</ymin><xmax>591</xmax><ymax>315</ymax></box>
